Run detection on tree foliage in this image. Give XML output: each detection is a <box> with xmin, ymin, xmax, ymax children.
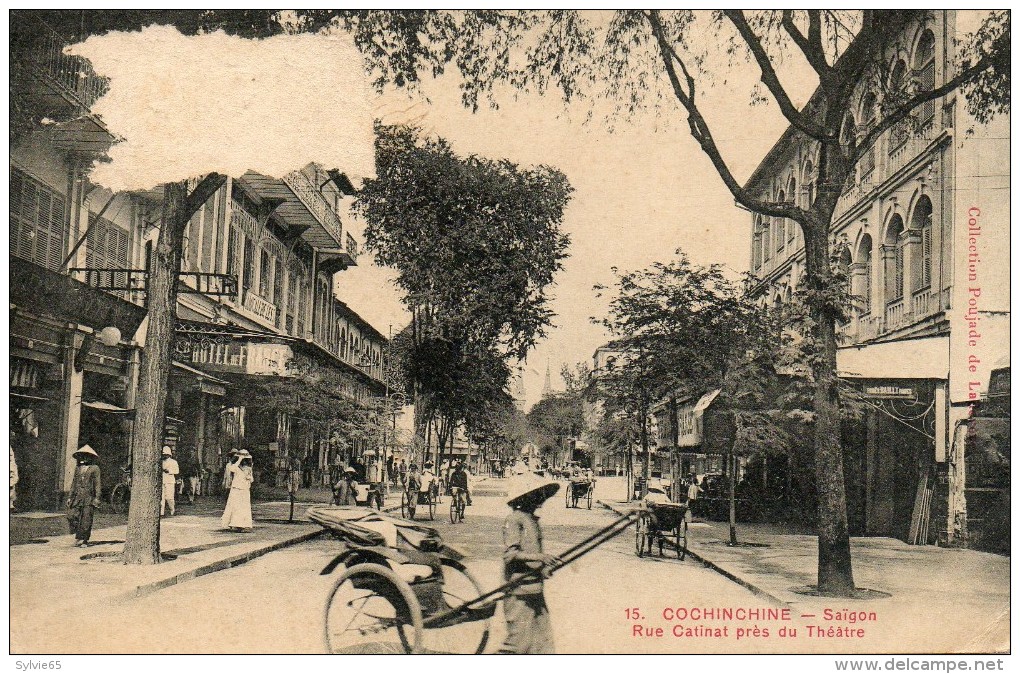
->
<box><xmin>356</xmin><ymin>123</ymin><xmax>571</xmax><ymax>455</ymax></box>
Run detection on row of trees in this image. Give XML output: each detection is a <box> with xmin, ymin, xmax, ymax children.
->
<box><xmin>356</xmin><ymin>124</ymin><xmax>572</xmax><ymax>472</ymax></box>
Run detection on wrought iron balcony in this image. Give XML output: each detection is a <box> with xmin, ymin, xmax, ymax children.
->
<box><xmin>14</xmin><ymin>13</ymin><xmax>108</xmax><ymax>111</ymax></box>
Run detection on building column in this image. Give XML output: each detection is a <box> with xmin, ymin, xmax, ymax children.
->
<box><xmin>56</xmin><ymin>328</ymin><xmax>86</xmax><ymax>507</ymax></box>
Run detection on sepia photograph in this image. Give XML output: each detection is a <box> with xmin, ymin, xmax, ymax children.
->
<box><xmin>7</xmin><ymin>8</ymin><xmax>1011</xmax><ymax>662</ymax></box>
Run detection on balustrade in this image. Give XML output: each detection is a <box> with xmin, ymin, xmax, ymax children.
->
<box><xmin>885</xmin><ymin>298</ymin><xmax>906</xmax><ymax>331</ymax></box>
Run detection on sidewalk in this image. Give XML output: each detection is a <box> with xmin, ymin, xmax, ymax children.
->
<box><xmin>10</xmin><ymin>488</ymin><xmax>402</xmax><ymax>602</ymax></box>
<box><xmin>599</xmin><ymin>499</ymin><xmax>1010</xmax><ymax>653</ymax></box>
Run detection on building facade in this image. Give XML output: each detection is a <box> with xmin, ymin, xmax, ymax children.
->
<box><xmin>10</xmin><ymin>13</ymin><xmax>390</xmax><ymax>509</ymax></box>
<box><xmin>745</xmin><ymin>11</ymin><xmax>1008</xmax><ymax>545</ymax></box>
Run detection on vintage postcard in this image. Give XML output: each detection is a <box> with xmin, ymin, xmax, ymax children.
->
<box><xmin>8</xmin><ymin>9</ymin><xmax>1010</xmax><ymax>663</ymax></box>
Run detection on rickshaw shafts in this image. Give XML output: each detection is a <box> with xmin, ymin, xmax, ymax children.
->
<box><xmin>422</xmin><ymin>512</ymin><xmax>638</xmax><ymax>628</ymax></box>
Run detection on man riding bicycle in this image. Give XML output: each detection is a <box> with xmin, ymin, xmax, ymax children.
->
<box><xmin>450</xmin><ymin>461</ymin><xmax>472</xmax><ymax>508</ymax></box>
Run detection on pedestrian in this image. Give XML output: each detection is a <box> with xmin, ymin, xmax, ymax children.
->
<box><xmin>66</xmin><ymin>445</ymin><xmax>102</xmax><ymax>547</ymax></box>
<box><xmin>686</xmin><ymin>475</ymin><xmax>703</xmax><ymax>517</ymax></box>
<box><xmin>398</xmin><ymin>459</ymin><xmax>407</xmax><ymax>488</ymax></box>
<box><xmin>222</xmin><ymin>449</ymin><xmax>239</xmax><ymax>493</ymax></box>
<box><xmin>161</xmin><ymin>447</ymin><xmax>180</xmax><ymax>516</ymax></box>
<box><xmin>366</xmin><ymin>454</ymin><xmax>384</xmax><ymax>509</ymax></box>
<box><xmin>333</xmin><ymin>466</ymin><xmax>356</xmax><ymax>505</ymax></box>
<box><xmin>288</xmin><ymin>454</ymin><xmax>302</xmax><ymax>498</ymax></box>
<box><xmin>499</xmin><ymin>472</ymin><xmax>562</xmax><ymax>654</ymax></box>
<box><xmin>222</xmin><ymin>450</ymin><xmax>254</xmax><ymax>531</ymax></box>
<box><xmin>185</xmin><ymin>459</ymin><xmax>201</xmax><ymax>503</ymax></box>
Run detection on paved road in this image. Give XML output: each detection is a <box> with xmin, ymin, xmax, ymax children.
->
<box><xmin>68</xmin><ymin>478</ymin><xmax>788</xmax><ymax>654</ymax></box>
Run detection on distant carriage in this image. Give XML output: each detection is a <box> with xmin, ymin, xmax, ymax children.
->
<box><xmin>564</xmin><ymin>478</ymin><xmax>594</xmax><ymax>509</ymax></box>
<box><xmin>635</xmin><ymin>501</ymin><xmax>689</xmax><ymax>560</ymax></box>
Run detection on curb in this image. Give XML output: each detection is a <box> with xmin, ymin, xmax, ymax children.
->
<box><xmin>132</xmin><ymin>528</ymin><xmax>324</xmax><ymax>598</ymax></box>
<box><xmin>596</xmin><ymin>499</ymin><xmax>789</xmax><ymax>608</ymax></box>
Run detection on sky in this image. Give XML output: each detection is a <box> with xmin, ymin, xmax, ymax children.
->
<box><xmin>68</xmin><ymin>12</ymin><xmax>819</xmax><ymax>409</ymax></box>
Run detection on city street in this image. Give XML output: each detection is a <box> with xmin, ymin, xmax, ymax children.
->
<box><xmin>21</xmin><ymin>477</ymin><xmax>770</xmax><ymax>654</ymax></box>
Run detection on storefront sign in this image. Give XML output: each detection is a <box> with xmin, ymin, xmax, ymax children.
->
<box><xmin>246</xmin><ymin>343</ymin><xmax>293</xmax><ymax>375</ymax></box>
<box><xmin>863</xmin><ymin>385</ymin><xmax>915</xmax><ymax>399</ymax></box>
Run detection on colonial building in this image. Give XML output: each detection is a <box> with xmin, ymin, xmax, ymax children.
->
<box><xmin>10</xmin><ymin>13</ymin><xmax>389</xmax><ymax>509</ymax></box>
<box><xmin>745</xmin><ymin>11</ymin><xmax>1008</xmax><ymax>546</ymax></box>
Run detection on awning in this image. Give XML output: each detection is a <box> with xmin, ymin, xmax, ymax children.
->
<box><xmin>10</xmin><ymin>255</ymin><xmax>147</xmax><ymax>338</ymax></box>
<box><xmin>171</xmin><ymin>360</ymin><xmax>228</xmax><ymax>396</ymax></box>
<box><xmin>82</xmin><ymin>400</ymin><xmax>135</xmax><ymax>418</ymax></box>
<box><xmin>11</xmin><ymin>392</ymin><xmax>49</xmax><ymax>403</ymax></box>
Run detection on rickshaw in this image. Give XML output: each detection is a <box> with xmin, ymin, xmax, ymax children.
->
<box><xmin>564</xmin><ymin>477</ymin><xmax>594</xmax><ymax>509</ymax></box>
<box><xmin>400</xmin><ymin>479</ymin><xmax>438</xmax><ymax>521</ymax></box>
<box><xmin>635</xmin><ymin>501</ymin><xmax>690</xmax><ymax>560</ymax></box>
<box><xmin>309</xmin><ymin>505</ymin><xmax>638</xmax><ymax>654</ymax></box>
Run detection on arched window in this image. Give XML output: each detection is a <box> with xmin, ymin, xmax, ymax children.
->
<box><xmin>787</xmin><ymin>179</ymin><xmax>797</xmax><ymax>245</ymax></box>
<box><xmin>911</xmin><ymin>196</ymin><xmax>934</xmax><ymax>290</ymax></box>
<box><xmin>884</xmin><ymin>215</ymin><xmax>906</xmax><ymax>302</ymax></box>
<box><xmin>859</xmin><ymin>93</ymin><xmax>878</xmax><ymax>177</ymax></box>
<box><xmin>776</xmin><ymin>190</ymin><xmax>786</xmax><ymax>252</ymax></box>
<box><xmin>840</xmin><ymin>114</ymin><xmax>858</xmax><ymax>185</ymax></box>
<box><xmin>888</xmin><ymin>59</ymin><xmax>909</xmax><ymax>151</ymax></box>
<box><xmin>914</xmin><ymin>30</ymin><xmax>936</xmax><ymax>124</ymax></box>
<box><xmin>856</xmin><ymin>235</ymin><xmax>873</xmax><ymax>313</ymax></box>
<box><xmin>802</xmin><ymin>160</ymin><xmax>815</xmax><ymax>209</ymax></box>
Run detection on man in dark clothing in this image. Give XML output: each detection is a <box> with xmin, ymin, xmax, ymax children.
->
<box><xmin>450</xmin><ymin>461</ymin><xmax>472</xmax><ymax>506</ymax></box>
<box><xmin>67</xmin><ymin>445</ymin><xmax>102</xmax><ymax>547</ymax></box>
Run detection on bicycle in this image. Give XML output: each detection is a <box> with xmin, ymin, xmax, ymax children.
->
<box><xmin>449</xmin><ymin>486</ymin><xmax>467</xmax><ymax>524</ymax></box>
<box><xmin>109</xmin><ymin>466</ymin><xmax>132</xmax><ymax>514</ymax></box>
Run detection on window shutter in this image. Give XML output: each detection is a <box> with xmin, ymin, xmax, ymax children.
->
<box><xmin>921</xmin><ymin>224</ymin><xmax>932</xmax><ymax>288</ymax></box>
<box><xmin>894</xmin><ymin>244</ymin><xmax>905</xmax><ymax>300</ymax></box>
<box><xmin>919</xmin><ymin>61</ymin><xmax>935</xmax><ymax>123</ymax></box>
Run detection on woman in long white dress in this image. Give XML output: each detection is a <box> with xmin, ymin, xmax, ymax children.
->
<box><xmin>222</xmin><ymin>452</ymin><xmax>254</xmax><ymax>531</ymax></box>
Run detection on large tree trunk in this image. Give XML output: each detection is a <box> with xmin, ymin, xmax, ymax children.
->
<box><xmin>123</xmin><ymin>175</ymin><xmax>225</xmax><ymax>565</ymax></box>
<box><xmin>803</xmin><ymin>219</ymin><xmax>856</xmax><ymax>595</ymax></box>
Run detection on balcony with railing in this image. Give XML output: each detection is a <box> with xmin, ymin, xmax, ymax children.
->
<box><xmin>282</xmin><ymin>170</ymin><xmax>345</xmax><ymax>245</ymax></box>
<box><xmin>885</xmin><ymin>298</ymin><xmax>906</xmax><ymax>331</ymax></box>
<box><xmin>911</xmin><ymin>286</ymin><xmax>935</xmax><ymax>319</ymax></box>
<box><xmin>13</xmin><ymin>13</ymin><xmax>108</xmax><ymax>111</ymax></box>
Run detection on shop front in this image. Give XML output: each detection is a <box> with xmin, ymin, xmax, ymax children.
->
<box><xmin>10</xmin><ymin>256</ymin><xmax>145</xmax><ymax>510</ymax></box>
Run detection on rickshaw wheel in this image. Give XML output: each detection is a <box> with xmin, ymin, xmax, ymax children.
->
<box><xmin>564</xmin><ymin>484</ymin><xmax>571</xmax><ymax>508</ymax></box>
<box><xmin>427</xmin><ymin>496</ymin><xmax>436</xmax><ymax>520</ymax></box>
<box><xmin>324</xmin><ymin>562</ymin><xmax>424</xmax><ymax>654</ymax></box>
<box><xmin>449</xmin><ymin>498</ymin><xmax>460</xmax><ymax>524</ymax></box>
<box><xmin>400</xmin><ymin>491</ymin><xmax>409</xmax><ymax>519</ymax></box>
<box><xmin>587</xmin><ymin>486</ymin><xmax>593</xmax><ymax>510</ymax></box>
<box><xmin>420</xmin><ymin>560</ymin><xmax>492</xmax><ymax>654</ymax></box>
<box><xmin>635</xmin><ymin>512</ymin><xmax>648</xmax><ymax>557</ymax></box>
<box><xmin>676</xmin><ymin>518</ymin><xmax>689</xmax><ymax>560</ymax></box>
